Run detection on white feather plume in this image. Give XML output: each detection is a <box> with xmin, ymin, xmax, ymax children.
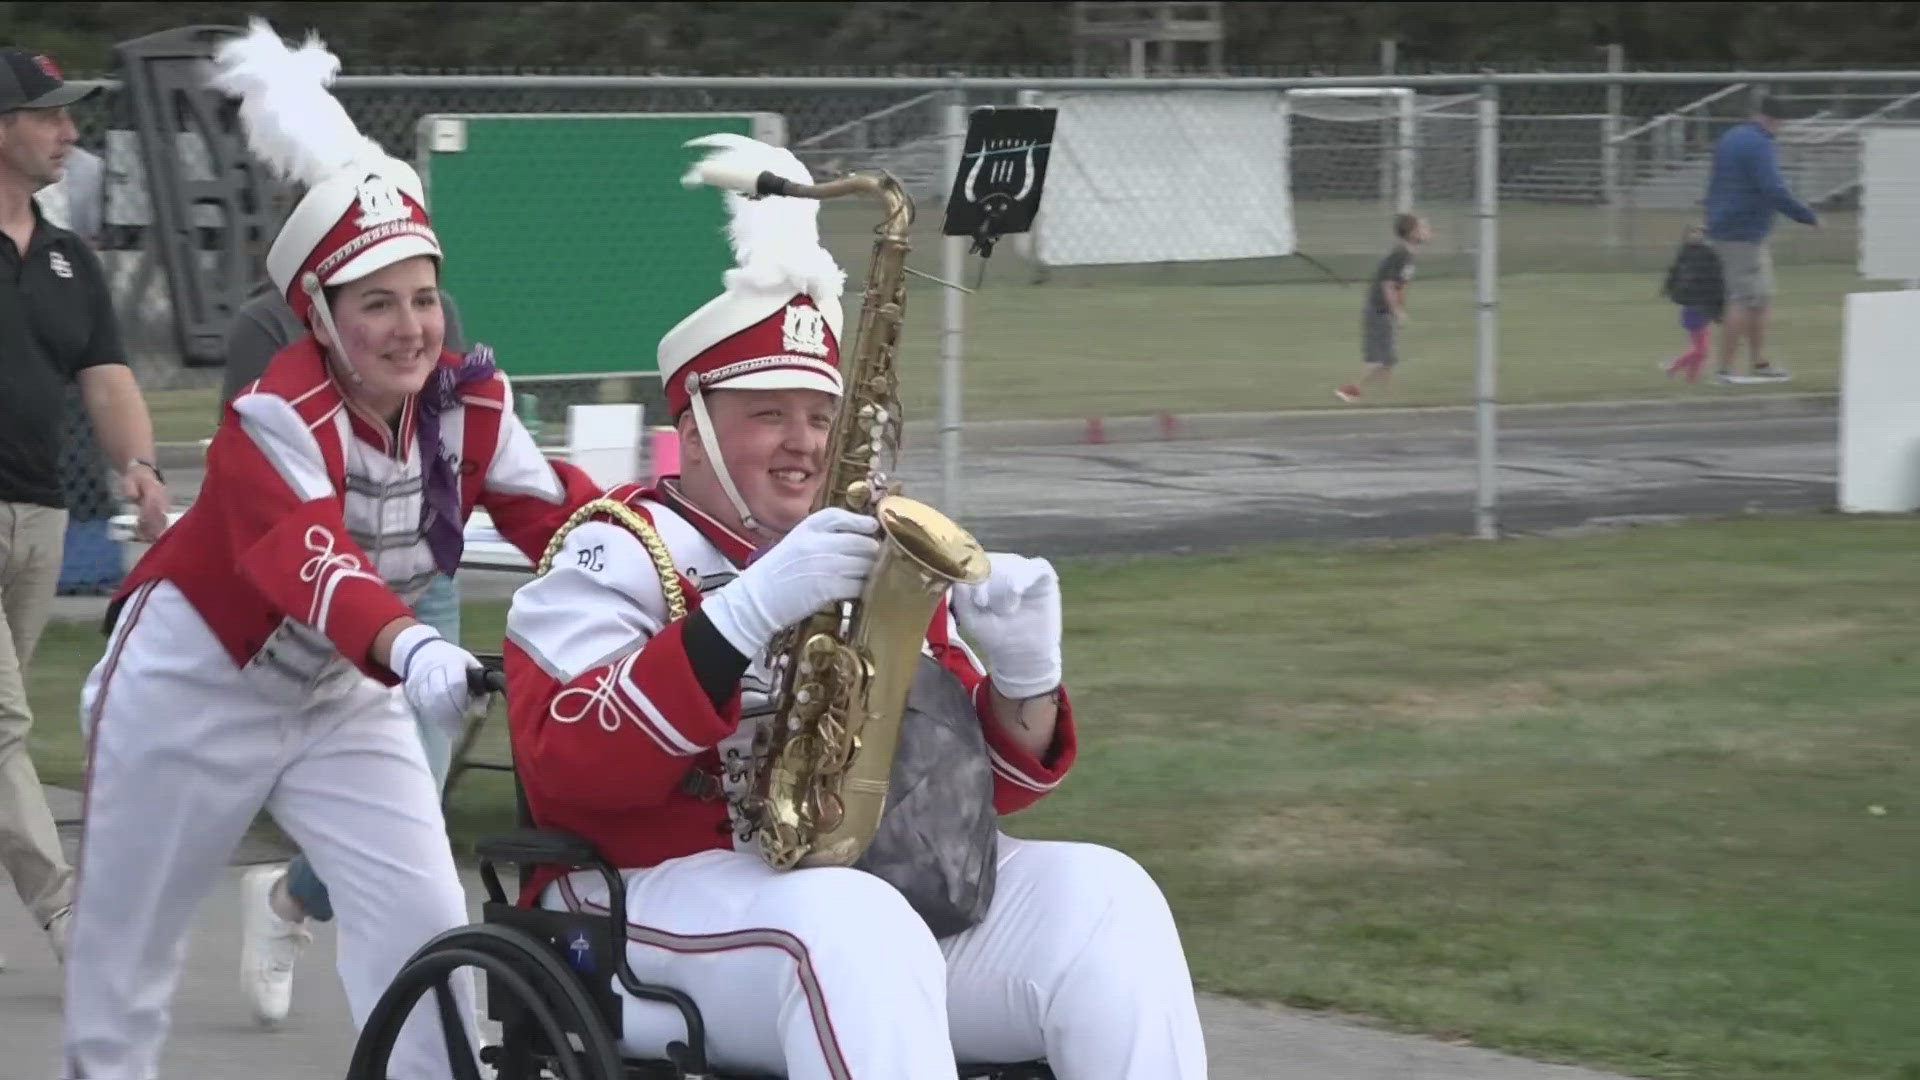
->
<box><xmin>680</xmin><ymin>133</ymin><xmax>845</xmax><ymax>302</ymax></box>
<box><xmin>207</xmin><ymin>18</ymin><xmax>386</xmax><ymax>189</ymax></box>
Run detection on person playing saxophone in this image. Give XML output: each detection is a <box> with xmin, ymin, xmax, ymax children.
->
<box><xmin>500</xmin><ymin>135</ymin><xmax>1206</xmax><ymax>1079</ymax></box>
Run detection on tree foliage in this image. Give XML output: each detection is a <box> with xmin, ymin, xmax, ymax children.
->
<box><xmin>4</xmin><ymin>1</ymin><xmax>1919</xmax><ymax>75</ymax></box>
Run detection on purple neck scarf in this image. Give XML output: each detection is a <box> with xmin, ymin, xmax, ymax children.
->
<box><xmin>416</xmin><ymin>344</ymin><xmax>497</xmax><ymax>575</ymax></box>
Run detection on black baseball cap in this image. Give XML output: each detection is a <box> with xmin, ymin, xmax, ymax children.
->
<box><xmin>0</xmin><ymin>49</ymin><xmax>97</xmax><ymax>112</ymax></box>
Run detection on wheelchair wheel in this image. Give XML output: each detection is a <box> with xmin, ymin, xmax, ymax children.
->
<box><xmin>346</xmin><ymin>922</ymin><xmax>626</xmax><ymax>1080</ymax></box>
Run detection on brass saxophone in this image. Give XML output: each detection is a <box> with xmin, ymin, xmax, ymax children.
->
<box><xmin>728</xmin><ymin>168</ymin><xmax>989</xmax><ymax>870</ymax></box>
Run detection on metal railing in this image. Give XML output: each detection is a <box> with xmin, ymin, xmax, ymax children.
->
<box><xmin>793</xmin><ymin>89</ymin><xmax>942</xmax><ymax>149</ymax></box>
<box><xmin>1610</xmin><ymin>82</ymin><xmax>1752</xmax><ymax>147</ymax></box>
<box><xmin>1799</xmin><ymin>86</ymin><xmax>1920</xmax><ymax>143</ymax></box>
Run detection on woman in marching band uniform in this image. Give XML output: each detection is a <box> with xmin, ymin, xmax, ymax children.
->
<box><xmin>61</xmin><ymin>21</ymin><xmax>596</xmax><ymax>1079</ymax></box>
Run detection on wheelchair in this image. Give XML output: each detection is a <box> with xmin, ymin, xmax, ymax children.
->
<box><xmin>347</xmin><ymin>657</ymin><xmax>1053</xmax><ymax>1080</ymax></box>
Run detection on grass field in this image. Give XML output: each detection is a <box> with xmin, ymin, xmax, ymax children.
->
<box><xmin>138</xmin><ymin>199</ymin><xmax>1888</xmax><ymax>445</ymax></box>
<box><xmin>27</xmin><ymin>515</ymin><xmax>1920</xmax><ymax>1080</ymax></box>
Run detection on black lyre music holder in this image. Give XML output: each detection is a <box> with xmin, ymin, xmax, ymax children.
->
<box><xmin>942</xmin><ymin>106</ymin><xmax>1056</xmax><ymax>259</ymax></box>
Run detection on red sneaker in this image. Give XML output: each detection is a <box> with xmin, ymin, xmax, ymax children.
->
<box><xmin>1335</xmin><ymin>385</ymin><xmax>1361</xmax><ymax>403</ymax></box>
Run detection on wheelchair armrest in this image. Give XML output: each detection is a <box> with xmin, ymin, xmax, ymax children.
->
<box><xmin>475</xmin><ymin>828</ymin><xmax>603</xmax><ymax>868</ymax></box>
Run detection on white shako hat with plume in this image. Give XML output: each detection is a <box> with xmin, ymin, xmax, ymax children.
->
<box><xmin>661</xmin><ymin>133</ymin><xmax>848</xmax><ymax>534</ymax></box>
<box><xmin>209</xmin><ymin>18</ymin><xmax>441</xmax><ymax>338</ymax></box>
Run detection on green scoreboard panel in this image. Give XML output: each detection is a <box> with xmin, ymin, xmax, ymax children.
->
<box><xmin>416</xmin><ymin>112</ymin><xmax>786</xmax><ymax>379</ymax></box>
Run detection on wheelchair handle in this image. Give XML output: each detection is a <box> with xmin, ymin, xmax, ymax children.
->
<box><xmin>467</xmin><ymin>666</ymin><xmax>506</xmax><ymax>696</ymax></box>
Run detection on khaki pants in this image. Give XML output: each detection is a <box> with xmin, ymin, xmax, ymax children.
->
<box><xmin>0</xmin><ymin>501</ymin><xmax>73</xmax><ymax>926</ymax></box>
<box><xmin>1709</xmin><ymin>238</ymin><xmax>1775</xmax><ymax>305</ymax></box>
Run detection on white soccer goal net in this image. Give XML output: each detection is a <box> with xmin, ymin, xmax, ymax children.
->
<box><xmin>1859</xmin><ymin>125</ymin><xmax>1920</xmax><ymax>285</ymax></box>
<box><xmin>1282</xmin><ymin>88</ymin><xmax>1478</xmax><ymax>259</ymax></box>
<box><xmin>1025</xmin><ymin>88</ymin><xmax>1477</xmax><ymax>269</ymax></box>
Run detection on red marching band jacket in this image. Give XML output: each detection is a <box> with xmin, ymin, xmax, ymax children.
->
<box><xmin>112</xmin><ymin>339</ymin><xmax>598</xmax><ymax>682</ymax></box>
<box><xmin>502</xmin><ymin>481</ymin><xmax>1078</xmax><ymax>905</ymax></box>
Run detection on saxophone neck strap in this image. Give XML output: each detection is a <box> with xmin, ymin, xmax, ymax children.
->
<box><xmin>535</xmin><ymin>497</ymin><xmax>689</xmax><ymax>622</ymax></box>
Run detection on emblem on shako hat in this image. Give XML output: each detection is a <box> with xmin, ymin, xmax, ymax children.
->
<box><xmin>354</xmin><ymin>175</ymin><xmax>413</xmax><ymax>229</ymax></box>
<box><xmin>781</xmin><ymin>302</ymin><xmax>830</xmax><ymax>358</ymax></box>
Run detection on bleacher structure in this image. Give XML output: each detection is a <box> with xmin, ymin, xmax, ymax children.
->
<box><xmin>1507</xmin><ymin>84</ymin><xmax>1920</xmax><ymax>208</ymax></box>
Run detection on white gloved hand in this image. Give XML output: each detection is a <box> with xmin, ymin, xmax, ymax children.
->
<box><xmin>700</xmin><ymin>508</ymin><xmax>882</xmax><ymax>657</ymax></box>
<box><xmin>951</xmin><ymin>552</ymin><xmax>1062</xmax><ymax>699</ymax></box>
<box><xmin>392</xmin><ymin>623</ymin><xmax>483</xmax><ymax>738</ymax></box>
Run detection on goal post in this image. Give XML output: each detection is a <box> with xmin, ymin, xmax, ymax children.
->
<box><xmin>1282</xmin><ymin>87</ymin><xmax>1478</xmax><ymax>260</ymax></box>
<box><xmin>1282</xmin><ymin>87</ymin><xmax>1418</xmax><ymax>215</ymax></box>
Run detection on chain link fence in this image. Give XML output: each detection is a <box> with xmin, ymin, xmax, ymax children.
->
<box><xmin>45</xmin><ymin>69</ymin><xmax>1920</xmax><ymax>587</ymax></box>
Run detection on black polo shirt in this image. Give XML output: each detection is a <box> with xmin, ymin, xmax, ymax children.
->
<box><xmin>0</xmin><ymin>200</ymin><xmax>125</xmax><ymax>508</ymax></box>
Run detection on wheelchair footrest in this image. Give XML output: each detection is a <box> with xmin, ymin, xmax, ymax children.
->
<box><xmin>475</xmin><ymin>828</ymin><xmax>603</xmax><ymax>867</ymax></box>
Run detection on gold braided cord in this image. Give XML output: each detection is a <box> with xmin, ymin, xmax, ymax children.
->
<box><xmin>534</xmin><ymin>498</ymin><xmax>688</xmax><ymax>622</ymax></box>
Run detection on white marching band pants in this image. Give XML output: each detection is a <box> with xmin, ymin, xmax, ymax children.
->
<box><xmin>62</xmin><ymin>582</ymin><xmax>477</xmax><ymax>1080</ymax></box>
<box><xmin>546</xmin><ymin>833</ymin><xmax>1209</xmax><ymax>1080</ymax></box>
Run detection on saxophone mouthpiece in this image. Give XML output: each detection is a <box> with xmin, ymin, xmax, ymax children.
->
<box><xmin>688</xmin><ymin>161</ymin><xmax>796</xmax><ymax>199</ymax></box>
<box><xmin>756</xmin><ymin>171</ymin><xmax>798</xmax><ymax>197</ymax></box>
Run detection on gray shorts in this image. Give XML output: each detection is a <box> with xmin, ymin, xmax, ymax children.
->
<box><xmin>1709</xmin><ymin>239</ymin><xmax>1774</xmax><ymax>304</ymax></box>
<box><xmin>1363</xmin><ymin>309</ymin><xmax>1398</xmax><ymax>367</ymax></box>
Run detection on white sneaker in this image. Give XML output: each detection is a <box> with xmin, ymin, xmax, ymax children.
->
<box><xmin>240</xmin><ymin>866</ymin><xmax>312</xmax><ymax>1027</ymax></box>
<box><xmin>45</xmin><ymin>906</ymin><xmax>71</xmax><ymax>965</ymax></box>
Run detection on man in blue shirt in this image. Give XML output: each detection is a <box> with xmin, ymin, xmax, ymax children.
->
<box><xmin>1702</xmin><ymin>97</ymin><xmax>1818</xmax><ymax>384</ymax></box>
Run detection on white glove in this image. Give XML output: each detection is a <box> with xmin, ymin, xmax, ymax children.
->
<box><xmin>700</xmin><ymin>508</ymin><xmax>882</xmax><ymax>657</ymax></box>
<box><xmin>392</xmin><ymin>623</ymin><xmax>483</xmax><ymax>738</ymax></box>
<box><xmin>952</xmin><ymin>552</ymin><xmax>1062</xmax><ymax>699</ymax></box>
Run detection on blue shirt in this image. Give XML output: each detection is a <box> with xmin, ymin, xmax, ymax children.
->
<box><xmin>1703</xmin><ymin>121</ymin><xmax>1817</xmax><ymax>242</ymax></box>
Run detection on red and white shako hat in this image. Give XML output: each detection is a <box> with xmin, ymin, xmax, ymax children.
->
<box><xmin>266</xmin><ymin>157</ymin><xmax>438</xmax><ymax>327</ymax></box>
<box><xmin>209</xmin><ymin>19</ymin><xmax>442</xmax><ymax>332</ymax></box>
<box><xmin>660</xmin><ymin>134</ymin><xmax>847</xmax><ymax>421</ymax></box>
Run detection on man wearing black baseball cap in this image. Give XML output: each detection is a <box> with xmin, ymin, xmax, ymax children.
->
<box><xmin>0</xmin><ymin>47</ymin><xmax>168</xmax><ymax>975</ymax></box>
<box><xmin>0</xmin><ymin>48</ymin><xmax>99</xmax><ymax>111</ymax></box>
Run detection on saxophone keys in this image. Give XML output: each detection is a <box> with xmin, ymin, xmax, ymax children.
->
<box><xmin>844</xmin><ymin>480</ymin><xmax>872</xmax><ymax>509</ymax></box>
<box><xmin>813</xmin><ymin>791</ymin><xmax>844</xmax><ymax>833</ymax></box>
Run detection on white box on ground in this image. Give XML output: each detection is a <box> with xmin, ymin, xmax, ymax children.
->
<box><xmin>1839</xmin><ymin>289</ymin><xmax>1920</xmax><ymax>513</ymax></box>
<box><xmin>566</xmin><ymin>403</ymin><xmax>645</xmax><ymax>488</ymax></box>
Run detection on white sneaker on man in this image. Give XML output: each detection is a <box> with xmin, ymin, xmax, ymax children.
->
<box><xmin>241</xmin><ymin>865</ymin><xmax>312</xmax><ymax>1026</ymax></box>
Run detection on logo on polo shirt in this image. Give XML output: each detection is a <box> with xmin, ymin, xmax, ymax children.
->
<box><xmin>48</xmin><ymin>251</ymin><xmax>72</xmax><ymax>279</ymax></box>
<box><xmin>781</xmin><ymin>303</ymin><xmax>828</xmax><ymax>358</ymax></box>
